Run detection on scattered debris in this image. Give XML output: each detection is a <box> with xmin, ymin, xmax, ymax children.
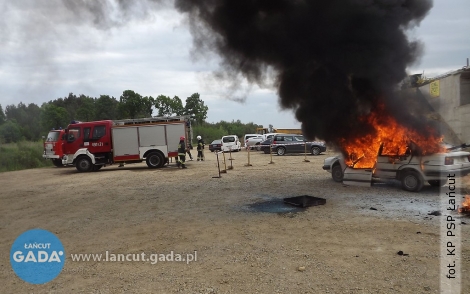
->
<box><xmin>416</xmin><ymin>231</ymin><xmax>421</xmax><ymax>234</ymax></box>
<box><xmin>370</xmin><ymin>207</ymin><xmax>377</xmax><ymax>211</ymax></box>
<box><xmin>428</xmin><ymin>211</ymin><xmax>441</xmax><ymax>216</ymax></box>
<box><xmin>397</xmin><ymin>250</ymin><xmax>409</xmax><ymax>256</ymax></box>
<box><xmin>297</xmin><ymin>266</ymin><xmax>306</xmax><ymax>272</ymax></box>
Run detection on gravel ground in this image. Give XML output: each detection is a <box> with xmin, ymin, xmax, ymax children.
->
<box><xmin>1</xmin><ymin>149</ymin><xmax>469</xmax><ymax>293</ymax></box>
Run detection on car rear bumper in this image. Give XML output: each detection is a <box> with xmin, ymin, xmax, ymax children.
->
<box><xmin>424</xmin><ymin>166</ymin><xmax>470</xmax><ymax>177</ymax></box>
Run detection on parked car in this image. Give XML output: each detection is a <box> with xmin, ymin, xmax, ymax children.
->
<box><xmin>221</xmin><ymin>135</ymin><xmax>241</xmax><ymax>152</ymax></box>
<box><xmin>270</xmin><ymin>134</ymin><xmax>326</xmax><ymax>156</ymax></box>
<box><xmin>209</xmin><ymin>139</ymin><xmax>222</xmax><ymax>152</ymax></box>
<box><xmin>245</xmin><ymin>136</ymin><xmax>264</xmax><ymax>149</ymax></box>
<box><xmin>258</xmin><ymin>138</ymin><xmax>272</xmax><ymax>153</ymax></box>
<box><xmin>322</xmin><ymin>143</ymin><xmax>470</xmax><ymax>192</ymax></box>
<box><xmin>243</xmin><ymin>134</ymin><xmax>262</xmax><ymax>147</ymax></box>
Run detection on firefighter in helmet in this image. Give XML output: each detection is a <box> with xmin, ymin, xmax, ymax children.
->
<box><xmin>177</xmin><ymin>136</ymin><xmax>187</xmax><ymax>168</ymax></box>
<box><xmin>196</xmin><ymin>135</ymin><xmax>205</xmax><ymax>161</ymax></box>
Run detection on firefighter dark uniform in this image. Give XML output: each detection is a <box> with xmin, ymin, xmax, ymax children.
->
<box><xmin>196</xmin><ymin>135</ymin><xmax>205</xmax><ymax>161</ymax></box>
<box><xmin>177</xmin><ymin>136</ymin><xmax>187</xmax><ymax>169</ymax></box>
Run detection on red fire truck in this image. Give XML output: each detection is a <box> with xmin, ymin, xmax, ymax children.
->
<box><xmin>42</xmin><ymin>129</ymin><xmax>66</xmax><ymax>167</ymax></box>
<box><xmin>61</xmin><ymin>116</ymin><xmax>192</xmax><ymax>172</ymax></box>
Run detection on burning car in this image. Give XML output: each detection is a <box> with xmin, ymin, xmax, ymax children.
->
<box><xmin>323</xmin><ymin>143</ymin><xmax>470</xmax><ymax>192</ymax></box>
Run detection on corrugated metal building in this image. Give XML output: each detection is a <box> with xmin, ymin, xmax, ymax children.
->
<box><xmin>418</xmin><ymin>66</ymin><xmax>470</xmax><ymax>144</ymax></box>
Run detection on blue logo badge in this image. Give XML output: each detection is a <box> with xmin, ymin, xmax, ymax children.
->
<box><xmin>10</xmin><ymin>229</ymin><xmax>65</xmax><ymax>284</ymax></box>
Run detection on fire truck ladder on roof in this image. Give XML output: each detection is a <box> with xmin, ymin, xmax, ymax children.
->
<box><xmin>113</xmin><ymin>116</ymin><xmax>189</xmax><ymax>126</ymax></box>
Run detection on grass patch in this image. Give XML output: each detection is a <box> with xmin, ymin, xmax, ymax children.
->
<box><xmin>0</xmin><ymin>141</ymin><xmax>53</xmax><ymax>172</ymax></box>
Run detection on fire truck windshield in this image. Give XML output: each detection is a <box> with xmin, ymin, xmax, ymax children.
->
<box><xmin>46</xmin><ymin>131</ymin><xmax>60</xmax><ymax>142</ymax></box>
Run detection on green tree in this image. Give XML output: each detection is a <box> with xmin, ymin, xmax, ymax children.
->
<box><xmin>154</xmin><ymin>95</ymin><xmax>184</xmax><ymax>117</ymax></box>
<box><xmin>41</xmin><ymin>104</ymin><xmax>69</xmax><ymax>132</ymax></box>
<box><xmin>94</xmin><ymin>95</ymin><xmax>120</xmax><ymax>120</ymax></box>
<box><xmin>76</xmin><ymin>96</ymin><xmax>95</xmax><ymax>121</ymax></box>
<box><xmin>154</xmin><ymin>95</ymin><xmax>174</xmax><ymax>117</ymax></box>
<box><xmin>184</xmin><ymin>93</ymin><xmax>208</xmax><ymax>125</ymax></box>
<box><xmin>58</xmin><ymin>93</ymin><xmax>79</xmax><ymax>120</ymax></box>
<box><xmin>5</xmin><ymin>103</ymin><xmax>27</xmax><ymax>125</ymax></box>
<box><xmin>0</xmin><ymin>104</ymin><xmax>6</xmax><ymax>125</ymax></box>
<box><xmin>25</xmin><ymin>103</ymin><xmax>43</xmax><ymax>140</ymax></box>
<box><xmin>4</xmin><ymin>103</ymin><xmax>43</xmax><ymax>140</ymax></box>
<box><xmin>0</xmin><ymin>120</ymin><xmax>23</xmax><ymax>143</ymax></box>
<box><xmin>172</xmin><ymin>96</ymin><xmax>184</xmax><ymax>116</ymax></box>
<box><xmin>141</xmin><ymin>96</ymin><xmax>155</xmax><ymax>117</ymax></box>
<box><xmin>119</xmin><ymin>90</ymin><xmax>144</xmax><ymax>119</ymax></box>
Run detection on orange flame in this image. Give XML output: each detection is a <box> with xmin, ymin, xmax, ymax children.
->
<box><xmin>338</xmin><ymin>105</ymin><xmax>445</xmax><ymax>168</ymax></box>
<box><xmin>458</xmin><ymin>196</ymin><xmax>470</xmax><ymax>214</ymax></box>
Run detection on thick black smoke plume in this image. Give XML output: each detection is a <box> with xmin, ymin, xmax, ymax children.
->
<box><xmin>174</xmin><ymin>0</ymin><xmax>435</xmax><ymax>146</ymax></box>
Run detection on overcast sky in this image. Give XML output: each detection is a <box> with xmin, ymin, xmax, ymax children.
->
<box><xmin>0</xmin><ymin>0</ymin><xmax>468</xmax><ymax>129</ymax></box>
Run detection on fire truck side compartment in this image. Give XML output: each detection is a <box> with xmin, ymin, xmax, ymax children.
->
<box><xmin>112</xmin><ymin>127</ymin><xmax>140</xmax><ymax>160</ymax></box>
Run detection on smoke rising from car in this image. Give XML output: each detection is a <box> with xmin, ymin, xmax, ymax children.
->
<box><xmin>174</xmin><ymin>0</ymin><xmax>437</xmax><ymax>147</ymax></box>
<box><xmin>2</xmin><ymin>0</ymin><xmax>438</xmax><ymax>151</ymax></box>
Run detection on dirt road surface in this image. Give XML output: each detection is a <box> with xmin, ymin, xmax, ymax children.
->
<box><xmin>1</xmin><ymin>149</ymin><xmax>469</xmax><ymax>293</ymax></box>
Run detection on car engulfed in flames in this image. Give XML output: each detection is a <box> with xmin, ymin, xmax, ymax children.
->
<box><xmin>338</xmin><ymin>105</ymin><xmax>446</xmax><ymax>169</ymax></box>
<box><xmin>322</xmin><ymin>106</ymin><xmax>470</xmax><ymax>192</ymax></box>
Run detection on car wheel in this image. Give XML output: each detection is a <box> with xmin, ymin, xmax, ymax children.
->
<box><xmin>428</xmin><ymin>179</ymin><xmax>447</xmax><ymax>187</ymax></box>
<box><xmin>401</xmin><ymin>170</ymin><xmax>424</xmax><ymax>192</ymax></box>
<box><xmin>255</xmin><ymin>143</ymin><xmax>261</xmax><ymax>151</ymax></box>
<box><xmin>331</xmin><ymin>164</ymin><xmax>343</xmax><ymax>182</ymax></box>
<box><xmin>276</xmin><ymin>147</ymin><xmax>286</xmax><ymax>156</ymax></box>
<box><xmin>52</xmin><ymin>159</ymin><xmax>63</xmax><ymax>167</ymax></box>
<box><xmin>146</xmin><ymin>152</ymin><xmax>164</xmax><ymax>168</ymax></box>
<box><xmin>76</xmin><ymin>156</ymin><xmax>92</xmax><ymax>172</ymax></box>
<box><xmin>311</xmin><ymin>146</ymin><xmax>321</xmax><ymax>155</ymax></box>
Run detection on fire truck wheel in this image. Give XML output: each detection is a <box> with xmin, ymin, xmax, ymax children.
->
<box><xmin>52</xmin><ymin>159</ymin><xmax>63</xmax><ymax>167</ymax></box>
<box><xmin>76</xmin><ymin>156</ymin><xmax>93</xmax><ymax>172</ymax></box>
<box><xmin>428</xmin><ymin>179</ymin><xmax>447</xmax><ymax>187</ymax></box>
<box><xmin>331</xmin><ymin>164</ymin><xmax>343</xmax><ymax>182</ymax></box>
<box><xmin>276</xmin><ymin>147</ymin><xmax>286</xmax><ymax>156</ymax></box>
<box><xmin>401</xmin><ymin>170</ymin><xmax>423</xmax><ymax>192</ymax></box>
<box><xmin>146</xmin><ymin>152</ymin><xmax>164</xmax><ymax>168</ymax></box>
<box><xmin>311</xmin><ymin>146</ymin><xmax>321</xmax><ymax>155</ymax></box>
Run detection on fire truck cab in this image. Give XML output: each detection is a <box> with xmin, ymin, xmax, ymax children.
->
<box><xmin>43</xmin><ymin>129</ymin><xmax>66</xmax><ymax>167</ymax></box>
<box><xmin>62</xmin><ymin>116</ymin><xmax>192</xmax><ymax>172</ymax></box>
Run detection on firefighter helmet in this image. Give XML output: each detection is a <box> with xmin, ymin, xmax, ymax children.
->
<box><xmin>197</xmin><ymin>135</ymin><xmax>202</xmax><ymax>140</ymax></box>
<box><xmin>180</xmin><ymin>136</ymin><xmax>185</xmax><ymax>141</ymax></box>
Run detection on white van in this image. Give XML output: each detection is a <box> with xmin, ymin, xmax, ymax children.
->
<box><xmin>221</xmin><ymin>135</ymin><xmax>241</xmax><ymax>152</ymax></box>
